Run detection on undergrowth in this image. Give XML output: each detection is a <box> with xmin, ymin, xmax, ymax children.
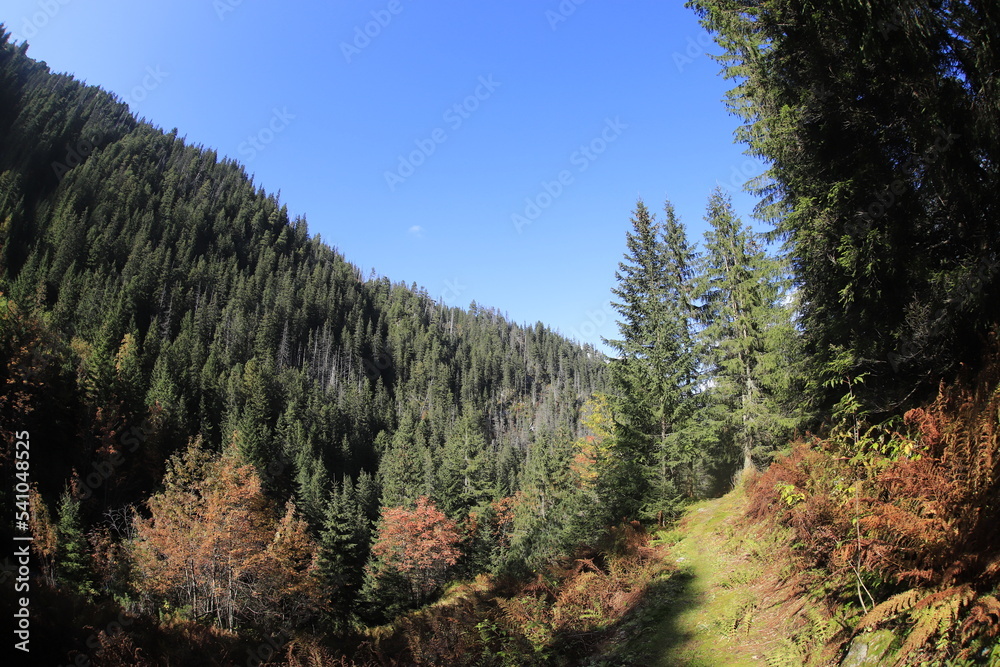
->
<box><xmin>747</xmin><ymin>343</ymin><xmax>1000</xmax><ymax>666</ymax></box>
<box><xmin>351</xmin><ymin>520</ymin><xmax>671</xmax><ymax>666</ymax></box>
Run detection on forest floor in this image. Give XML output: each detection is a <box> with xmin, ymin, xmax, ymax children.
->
<box><xmin>592</xmin><ymin>481</ymin><xmax>839</xmax><ymax>666</ymax></box>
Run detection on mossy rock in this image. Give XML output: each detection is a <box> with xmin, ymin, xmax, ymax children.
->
<box><xmin>840</xmin><ymin>630</ymin><xmax>898</xmax><ymax>667</ymax></box>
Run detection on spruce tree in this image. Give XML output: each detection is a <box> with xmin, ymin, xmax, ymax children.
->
<box><xmin>605</xmin><ymin>199</ymin><xmax>699</xmax><ymax>514</ymax></box>
<box><xmin>56</xmin><ymin>488</ymin><xmax>93</xmax><ymax>598</ymax></box>
<box><xmin>698</xmin><ymin>188</ymin><xmax>799</xmax><ymax>472</ymax></box>
<box><xmin>688</xmin><ymin>0</ymin><xmax>1000</xmax><ymax>413</ymax></box>
<box><xmin>318</xmin><ymin>477</ymin><xmax>369</xmax><ymax>631</ymax></box>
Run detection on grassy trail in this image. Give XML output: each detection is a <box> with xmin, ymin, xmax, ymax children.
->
<box><xmin>650</xmin><ymin>490</ymin><xmax>766</xmax><ymax>667</ymax></box>
<box><xmin>593</xmin><ymin>484</ymin><xmax>824</xmax><ymax>666</ymax></box>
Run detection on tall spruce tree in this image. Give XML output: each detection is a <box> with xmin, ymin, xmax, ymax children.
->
<box><xmin>55</xmin><ymin>488</ymin><xmax>93</xmax><ymax>598</ymax></box>
<box><xmin>698</xmin><ymin>188</ymin><xmax>799</xmax><ymax>472</ymax></box>
<box><xmin>605</xmin><ymin>199</ymin><xmax>699</xmax><ymax>513</ymax></box>
<box><xmin>688</xmin><ymin>0</ymin><xmax>1000</xmax><ymax>413</ymax></box>
<box><xmin>658</xmin><ymin>202</ymin><xmax>700</xmax><ymax>496</ymax></box>
<box><xmin>318</xmin><ymin>477</ymin><xmax>370</xmax><ymax>631</ymax></box>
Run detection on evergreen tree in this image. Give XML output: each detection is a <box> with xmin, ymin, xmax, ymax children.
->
<box><xmin>688</xmin><ymin>0</ymin><xmax>1000</xmax><ymax>413</ymax></box>
<box><xmin>56</xmin><ymin>487</ymin><xmax>93</xmax><ymax>598</ymax></box>
<box><xmin>605</xmin><ymin>199</ymin><xmax>699</xmax><ymax>513</ymax></box>
<box><xmin>0</xmin><ymin>26</ymin><xmax>612</xmax><ymax>646</ymax></box>
<box><xmin>435</xmin><ymin>408</ymin><xmax>491</xmax><ymax>519</ymax></box>
<box><xmin>318</xmin><ymin>477</ymin><xmax>369</xmax><ymax>631</ymax></box>
<box><xmin>698</xmin><ymin>188</ymin><xmax>799</xmax><ymax>472</ymax></box>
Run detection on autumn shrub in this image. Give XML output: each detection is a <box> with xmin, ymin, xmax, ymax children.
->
<box><xmin>355</xmin><ymin>520</ymin><xmax>669</xmax><ymax>665</ymax></box>
<box><xmin>747</xmin><ymin>346</ymin><xmax>1000</xmax><ymax>663</ymax></box>
<box><xmin>129</xmin><ymin>438</ymin><xmax>326</xmax><ymax>632</ymax></box>
<box><xmin>360</xmin><ymin>496</ymin><xmax>463</xmax><ymax>623</ymax></box>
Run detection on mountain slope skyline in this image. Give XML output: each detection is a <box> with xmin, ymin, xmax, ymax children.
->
<box><xmin>0</xmin><ymin>0</ymin><xmax>766</xmax><ymax>354</ymax></box>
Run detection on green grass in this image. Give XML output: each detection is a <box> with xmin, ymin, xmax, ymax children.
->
<box><xmin>647</xmin><ymin>492</ymin><xmax>764</xmax><ymax>667</ymax></box>
<box><xmin>589</xmin><ymin>482</ymin><xmax>843</xmax><ymax>667</ymax></box>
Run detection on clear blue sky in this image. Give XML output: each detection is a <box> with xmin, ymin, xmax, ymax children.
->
<box><xmin>2</xmin><ymin>0</ymin><xmax>766</xmax><ymax>353</ymax></box>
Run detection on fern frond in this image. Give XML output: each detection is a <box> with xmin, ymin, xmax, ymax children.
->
<box><xmin>858</xmin><ymin>589</ymin><xmax>921</xmax><ymax>629</ymax></box>
<box><xmin>894</xmin><ymin>587</ymin><xmax>973</xmax><ymax>663</ymax></box>
<box><xmin>912</xmin><ymin>584</ymin><xmax>973</xmax><ymax>612</ymax></box>
<box><xmin>896</xmin><ymin>607</ymin><xmax>942</xmax><ymax>662</ymax></box>
<box><xmin>962</xmin><ymin>594</ymin><xmax>1000</xmax><ymax>639</ymax></box>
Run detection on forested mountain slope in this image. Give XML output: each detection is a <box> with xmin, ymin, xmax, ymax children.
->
<box><xmin>5</xmin><ymin>0</ymin><xmax>1000</xmax><ymax>662</ymax></box>
<box><xmin>0</xmin><ymin>27</ymin><xmax>611</xmax><ymax>663</ymax></box>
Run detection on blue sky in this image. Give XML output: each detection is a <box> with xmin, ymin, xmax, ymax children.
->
<box><xmin>2</xmin><ymin>0</ymin><xmax>767</xmax><ymax>353</ymax></box>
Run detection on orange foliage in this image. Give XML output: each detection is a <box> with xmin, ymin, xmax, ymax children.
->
<box><xmin>370</xmin><ymin>496</ymin><xmax>461</xmax><ymax>598</ymax></box>
<box><xmin>28</xmin><ymin>485</ymin><xmax>58</xmax><ymax>587</ymax></box>
<box><xmin>131</xmin><ymin>438</ymin><xmax>325</xmax><ymax>630</ymax></box>
<box><xmin>747</xmin><ymin>342</ymin><xmax>1000</xmax><ymax>654</ymax></box>
<box><xmin>358</xmin><ymin>521</ymin><xmax>667</xmax><ymax>666</ymax></box>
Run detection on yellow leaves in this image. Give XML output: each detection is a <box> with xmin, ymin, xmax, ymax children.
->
<box><xmin>28</xmin><ymin>485</ymin><xmax>58</xmax><ymax>560</ymax></box>
<box><xmin>580</xmin><ymin>393</ymin><xmax>614</xmax><ymax>441</ymax></box>
<box><xmin>858</xmin><ymin>589</ymin><xmax>920</xmax><ymax>630</ymax></box>
<box><xmin>113</xmin><ymin>332</ymin><xmax>139</xmax><ymax>376</ymax></box>
<box><xmin>856</xmin><ymin>585</ymin><xmax>984</xmax><ymax>665</ymax></box>
<box><xmin>69</xmin><ymin>336</ymin><xmax>92</xmax><ymax>362</ymax></box>
<box><xmin>570</xmin><ymin>437</ymin><xmax>600</xmax><ymax>487</ymax></box>
<box><xmin>571</xmin><ymin>394</ymin><xmax>616</xmax><ymax>488</ymax></box>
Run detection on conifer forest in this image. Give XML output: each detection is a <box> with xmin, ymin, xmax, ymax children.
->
<box><xmin>1</xmin><ymin>2</ymin><xmax>999</xmax><ymax>665</ymax></box>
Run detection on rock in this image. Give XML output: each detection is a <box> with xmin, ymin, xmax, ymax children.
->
<box><xmin>840</xmin><ymin>630</ymin><xmax>898</xmax><ymax>667</ymax></box>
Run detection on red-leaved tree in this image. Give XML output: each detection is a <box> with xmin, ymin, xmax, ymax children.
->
<box><xmin>370</xmin><ymin>496</ymin><xmax>461</xmax><ymax>599</ymax></box>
